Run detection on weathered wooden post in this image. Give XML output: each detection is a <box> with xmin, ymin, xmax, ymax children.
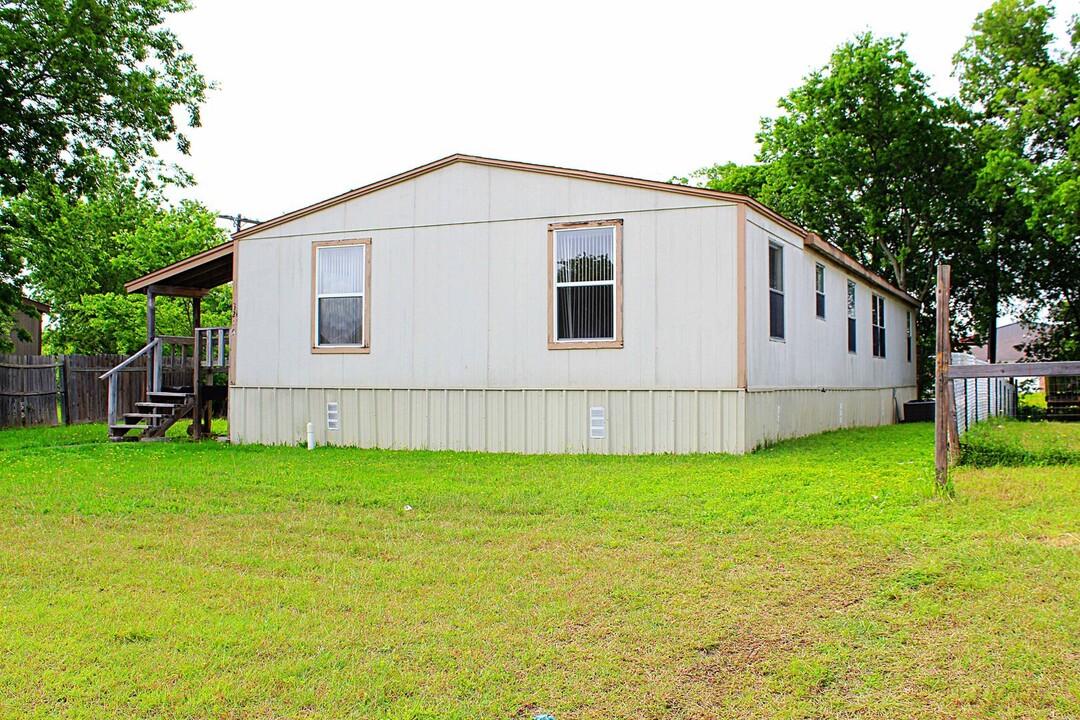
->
<box><xmin>146</xmin><ymin>288</ymin><xmax>157</xmax><ymax>396</ymax></box>
<box><xmin>935</xmin><ymin>265</ymin><xmax>952</xmax><ymax>487</ymax></box>
<box><xmin>192</xmin><ymin>328</ymin><xmax>203</xmax><ymax>441</ymax></box>
<box><xmin>59</xmin><ymin>355</ymin><xmax>71</xmax><ymax>425</ymax></box>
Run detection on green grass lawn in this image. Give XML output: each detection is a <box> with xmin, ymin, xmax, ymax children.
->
<box><xmin>961</xmin><ymin>418</ymin><xmax>1080</xmax><ymax>466</ymax></box>
<box><xmin>0</xmin><ymin>423</ymin><xmax>1076</xmax><ymax>719</ymax></box>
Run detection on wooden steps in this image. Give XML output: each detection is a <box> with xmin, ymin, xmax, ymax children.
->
<box><xmin>108</xmin><ymin>391</ymin><xmax>195</xmax><ymax>441</ymax></box>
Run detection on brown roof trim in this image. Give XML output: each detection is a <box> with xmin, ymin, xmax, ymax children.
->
<box><xmin>21</xmin><ymin>297</ymin><xmax>50</xmax><ymax>313</ymax></box>
<box><xmin>233</xmin><ymin>153</ymin><xmax>811</xmax><ymax>241</ymax></box>
<box><xmin>124</xmin><ymin>240</ymin><xmax>234</xmax><ymax>294</ymax></box>
<box><xmin>803</xmin><ymin>233</ymin><xmax>919</xmax><ymax>307</ymax></box>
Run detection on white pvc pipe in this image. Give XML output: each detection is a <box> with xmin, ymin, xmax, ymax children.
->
<box><xmin>306</xmin><ymin>422</ymin><xmax>315</xmax><ymax>450</ymax></box>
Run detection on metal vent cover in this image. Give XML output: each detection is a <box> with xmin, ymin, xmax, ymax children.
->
<box><xmin>327</xmin><ymin>401</ymin><xmax>340</xmax><ymax>431</ymax></box>
<box><xmin>589</xmin><ymin>406</ymin><xmax>606</xmax><ymax>439</ymax></box>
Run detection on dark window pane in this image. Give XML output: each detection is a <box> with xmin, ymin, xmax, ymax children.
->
<box><xmin>848</xmin><ymin>317</ymin><xmax>857</xmax><ymax>353</ymax></box>
<box><xmin>816</xmin><ymin>291</ymin><xmax>826</xmax><ymax>319</ymax></box>
<box><xmin>557</xmin><ymin>285</ymin><xmax>613</xmax><ymax>340</ymax></box>
<box><xmin>768</xmin><ymin>245</ymin><xmax>783</xmax><ymax>291</ymax></box>
<box><xmin>318</xmin><ymin>297</ymin><xmax>363</xmax><ymax>345</ymax></box>
<box><xmin>873</xmin><ymin>326</ymin><xmax>887</xmax><ymax>358</ymax></box>
<box><xmin>770</xmin><ymin>289</ymin><xmax>784</xmax><ymax>339</ymax></box>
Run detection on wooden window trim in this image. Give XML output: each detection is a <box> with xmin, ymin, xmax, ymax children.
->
<box><xmin>547</xmin><ymin>219</ymin><xmax>624</xmax><ymax>350</ymax></box>
<box><xmin>311</xmin><ymin>238</ymin><xmax>372</xmax><ymax>354</ymax></box>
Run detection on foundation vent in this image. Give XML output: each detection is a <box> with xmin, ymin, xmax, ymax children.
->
<box><xmin>327</xmin><ymin>402</ymin><xmax>340</xmax><ymax>431</ymax></box>
<box><xmin>589</xmin><ymin>406</ymin><xmax>606</xmax><ymax>439</ymax></box>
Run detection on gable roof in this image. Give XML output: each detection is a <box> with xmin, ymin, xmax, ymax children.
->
<box><xmin>132</xmin><ymin>154</ymin><xmax>916</xmax><ymax>307</ymax></box>
<box><xmin>235</xmin><ymin>153</ymin><xmax>810</xmax><ymax>240</ymax></box>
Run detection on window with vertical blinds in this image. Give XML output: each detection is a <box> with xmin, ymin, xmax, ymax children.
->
<box><xmin>550</xmin><ymin>222</ymin><xmax>622</xmax><ymax>347</ymax></box>
<box><xmin>313</xmin><ymin>241</ymin><xmax>369</xmax><ymax>350</ymax></box>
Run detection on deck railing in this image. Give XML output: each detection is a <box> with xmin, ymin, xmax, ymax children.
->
<box><xmin>99</xmin><ymin>335</ymin><xmax>199</xmax><ymax>429</ymax></box>
<box><xmin>195</xmin><ymin>327</ymin><xmax>230</xmax><ymax>373</ymax></box>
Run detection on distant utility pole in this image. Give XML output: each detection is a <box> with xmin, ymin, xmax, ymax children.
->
<box><xmin>218</xmin><ymin>213</ymin><xmax>261</xmax><ymax>234</ymax></box>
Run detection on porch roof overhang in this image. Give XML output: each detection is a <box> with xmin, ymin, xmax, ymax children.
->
<box><xmin>124</xmin><ymin>241</ymin><xmax>234</xmax><ymax>297</ymax></box>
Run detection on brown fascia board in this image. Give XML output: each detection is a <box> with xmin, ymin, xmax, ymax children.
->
<box><xmin>124</xmin><ymin>240</ymin><xmax>234</xmax><ymax>294</ymax></box>
<box><xmin>232</xmin><ymin>154</ymin><xmax>810</xmax><ymax>240</ymax></box>
<box><xmin>803</xmin><ymin>233</ymin><xmax>919</xmax><ymax>308</ymax></box>
<box><xmin>21</xmin><ymin>297</ymin><xmax>50</xmax><ymax>313</ymax></box>
<box><xmin>232</xmin><ymin>153</ymin><xmax>914</xmax><ymax>303</ymax></box>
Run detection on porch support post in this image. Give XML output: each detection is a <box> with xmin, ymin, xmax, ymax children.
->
<box><xmin>935</xmin><ymin>264</ymin><xmax>952</xmax><ymax>488</ymax></box>
<box><xmin>193</xmin><ymin>324</ymin><xmax>203</xmax><ymax>441</ymax></box>
<box><xmin>146</xmin><ymin>289</ymin><xmax>156</xmax><ymax>342</ymax></box>
<box><xmin>192</xmin><ymin>296</ymin><xmax>201</xmax><ymax>336</ymax></box>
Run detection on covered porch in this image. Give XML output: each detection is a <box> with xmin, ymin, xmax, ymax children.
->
<box><xmin>101</xmin><ymin>241</ymin><xmax>235</xmax><ymax>441</ymax></box>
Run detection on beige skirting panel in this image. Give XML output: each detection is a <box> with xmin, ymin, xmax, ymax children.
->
<box><xmin>743</xmin><ymin>386</ymin><xmax>918</xmax><ymax>451</ymax></box>
<box><xmin>229</xmin><ymin>387</ymin><xmax>746</xmax><ymax>454</ymax></box>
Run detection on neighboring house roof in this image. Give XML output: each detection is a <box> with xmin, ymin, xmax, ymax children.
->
<box><xmin>970</xmin><ymin>322</ymin><xmax>1039</xmax><ymax>363</ymax></box>
<box><xmin>22</xmin><ymin>297</ymin><xmax>50</xmax><ymax>314</ymax></box>
<box><xmin>127</xmin><ymin>154</ymin><xmax>919</xmax><ymax>307</ymax></box>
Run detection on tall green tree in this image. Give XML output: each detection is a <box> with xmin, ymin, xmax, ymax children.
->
<box><xmin>953</xmin><ymin>0</ymin><xmax>1076</xmax><ymax>361</ymax></box>
<box><xmin>0</xmin><ymin>0</ymin><xmax>209</xmax><ymax>347</ymax></box>
<box><xmin>687</xmin><ymin>34</ymin><xmax>975</xmax><ymax>393</ymax></box>
<box><xmin>4</xmin><ymin>162</ymin><xmax>229</xmax><ymax>353</ymax></box>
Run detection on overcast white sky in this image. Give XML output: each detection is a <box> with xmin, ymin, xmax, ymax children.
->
<box><xmin>162</xmin><ymin>0</ymin><xmax>1080</xmax><ymax>226</ymax></box>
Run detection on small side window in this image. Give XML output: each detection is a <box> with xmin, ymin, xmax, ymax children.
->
<box><xmin>906</xmin><ymin>311</ymin><xmax>913</xmax><ymax>363</ymax></box>
<box><xmin>768</xmin><ymin>242</ymin><xmax>784</xmax><ymax>340</ymax></box>
<box><xmin>847</xmin><ymin>281</ymin><xmax>857</xmax><ymax>353</ymax></box>
<box><xmin>872</xmin><ymin>294</ymin><xmax>886</xmax><ymax>358</ymax></box>
<box><xmin>815</xmin><ymin>263</ymin><xmax>826</xmax><ymax>320</ymax></box>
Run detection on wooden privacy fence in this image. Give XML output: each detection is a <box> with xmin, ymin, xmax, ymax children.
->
<box><xmin>62</xmin><ymin>354</ymin><xmax>188</xmax><ymax>426</ymax></box>
<box><xmin>0</xmin><ymin>353</ymin><xmax>192</xmax><ymax>428</ymax></box>
<box><xmin>0</xmin><ymin>355</ymin><xmax>59</xmax><ymax>428</ymax></box>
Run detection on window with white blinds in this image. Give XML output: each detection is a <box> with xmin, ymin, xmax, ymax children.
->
<box><xmin>549</xmin><ymin>221</ymin><xmax>622</xmax><ymax>348</ymax></box>
<box><xmin>313</xmin><ymin>240</ymin><xmax>370</xmax><ymax>351</ymax></box>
